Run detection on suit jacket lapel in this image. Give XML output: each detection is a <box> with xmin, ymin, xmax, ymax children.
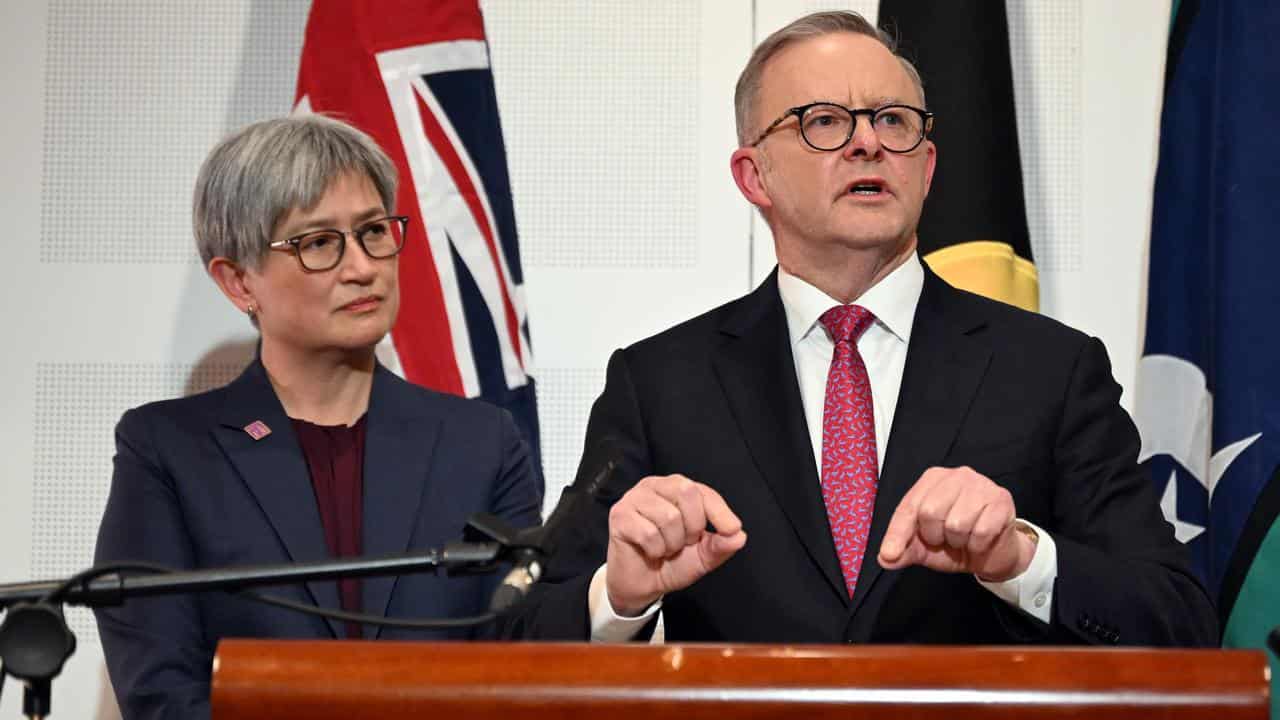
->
<box><xmin>713</xmin><ymin>272</ymin><xmax>850</xmax><ymax>604</ymax></box>
<box><xmin>361</xmin><ymin>365</ymin><xmax>440</xmax><ymax>639</ymax></box>
<box><xmin>848</xmin><ymin>267</ymin><xmax>993</xmax><ymax>619</ymax></box>
<box><xmin>213</xmin><ymin>359</ymin><xmax>341</xmax><ymax>638</ymax></box>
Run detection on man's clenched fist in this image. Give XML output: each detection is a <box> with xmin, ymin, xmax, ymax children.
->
<box><xmin>605</xmin><ymin>474</ymin><xmax>748</xmax><ymax>616</ymax></box>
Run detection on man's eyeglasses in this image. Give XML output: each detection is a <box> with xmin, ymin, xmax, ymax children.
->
<box><xmin>269</xmin><ymin>215</ymin><xmax>409</xmax><ymax>272</ymax></box>
<box><xmin>751</xmin><ymin>103</ymin><xmax>934</xmax><ymax>153</ymax></box>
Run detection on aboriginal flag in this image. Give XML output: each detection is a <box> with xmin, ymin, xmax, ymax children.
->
<box><xmin>877</xmin><ymin>1</ymin><xmax>1038</xmax><ymax>311</ymax></box>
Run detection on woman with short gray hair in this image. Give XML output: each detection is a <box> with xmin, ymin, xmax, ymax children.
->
<box><xmin>94</xmin><ymin>114</ymin><xmax>542</xmax><ymax>720</ymax></box>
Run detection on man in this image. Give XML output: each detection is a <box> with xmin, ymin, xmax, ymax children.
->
<box><xmin>508</xmin><ymin>11</ymin><xmax>1216</xmax><ymax>645</ymax></box>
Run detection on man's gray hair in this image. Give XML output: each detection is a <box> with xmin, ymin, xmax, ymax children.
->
<box><xmin>733</xmin><ymin>10</ymin><xmax>926</xmax><ymax>147</ymax></box>
<box><xmin>193</xmin><ymin>114</ymin><xmax>398</xmax><ymax>268</ymax></box>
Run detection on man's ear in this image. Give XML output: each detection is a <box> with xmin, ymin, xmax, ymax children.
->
<box><xmin>730</xmin><ymin>147</ymin><xmax>773</xmax><ymax>210</ymax></box>
<box><xmin>207</xmin><ymin>257</ymin><xmax>255</xmax><ymax>314</ymax></box>
<box><xmin>922</xmin><ymin>139</ymin><xmax>937</xmax><ymax>197</ymax></box>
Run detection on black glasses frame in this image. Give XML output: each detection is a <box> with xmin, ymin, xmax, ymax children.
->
<box><xmin>750</xmin><ymin>102</ymin><xmax>935</xmax><ymax>153</ymax></box>
<box><xmin>269</xmin><ymin>215</ymin><xmax>410</xmax><ymax>272</ymax></box>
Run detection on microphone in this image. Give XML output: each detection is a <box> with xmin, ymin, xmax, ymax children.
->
<box><xmin>487</xmin><ymin>450</ymin><xmax>619</xmax><ymax>613</ymax></box>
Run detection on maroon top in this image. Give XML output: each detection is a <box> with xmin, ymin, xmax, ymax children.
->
<box><xmin>291</xmin><ymin>414</ymin><xmax>367</xmax><ymax>639</ymax></box>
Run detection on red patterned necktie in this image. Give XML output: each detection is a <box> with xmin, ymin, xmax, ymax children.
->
<box><xmin>819</xmin><ymin>304</ymin><xmax>878</xmax><ymax>599</ymax></box>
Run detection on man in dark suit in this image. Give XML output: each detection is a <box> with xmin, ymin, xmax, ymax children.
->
<box><xmin>507</xmin><ymin>11</ymin><xmax>1216</xmax><ymax>645</ymax></box>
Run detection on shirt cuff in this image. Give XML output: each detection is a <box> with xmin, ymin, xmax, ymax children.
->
<box><xmin>975</xmin><ymin>519</ymin><xmax>1057</xmax><ymax>624</ymax></box>
<box><xmin>587</xmin><ymin>563</ymin><xmax>662</xmax><ymax>642</ymax></box>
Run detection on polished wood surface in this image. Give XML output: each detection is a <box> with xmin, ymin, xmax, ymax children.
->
<box><xmin>212</xmin><ymin>641</ymin><xmax>1270</xmax><ymax>719</ymax></box>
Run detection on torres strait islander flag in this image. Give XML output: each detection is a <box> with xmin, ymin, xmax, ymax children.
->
<box><xmin>295</xmin><ymin>0</ymin><xmax>542</xmax><ymax>479</ymax></box>
<box><xmin>1136</xmin><ymin>0</ymin><xmax>1280</xmax><ymax>711</ymax></box>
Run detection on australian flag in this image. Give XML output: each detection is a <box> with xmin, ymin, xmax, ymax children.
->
<box><xmin>1135</xmin><ymin>0</ymin><xmax>1279</xmax><ymax>710</ymax></box>
<box><xmin>294</xmin><ymin>0</ymin><xmax>541</xmax><ymax>475</ymax></box>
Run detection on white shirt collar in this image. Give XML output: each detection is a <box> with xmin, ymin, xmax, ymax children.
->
<box><xmin>777</xmin><ymin>252</ymin><xmax>924</xmax><ymax>347</ymax></box>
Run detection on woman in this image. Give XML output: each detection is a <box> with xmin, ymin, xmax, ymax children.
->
<box><xmin>93</xmin><ymin>115</ymin><xmax>542</xmax><ymax>720</ymax></box>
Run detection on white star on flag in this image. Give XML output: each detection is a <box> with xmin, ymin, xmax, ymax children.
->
<box><xmin>1136</xmin><ymin>354</ymin><xmax>1264</xmax><ymax>544</ymax></box>
<box><xmin>1159</xmin><ymin>469</ymin><xmax>1205</xmax><ymax>543</ymax></box>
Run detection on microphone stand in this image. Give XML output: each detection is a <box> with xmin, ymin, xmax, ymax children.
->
<box><xmin>0</xmin><ymin>513</ymin><xmax>534</xmax><ymax>719</ymax></box>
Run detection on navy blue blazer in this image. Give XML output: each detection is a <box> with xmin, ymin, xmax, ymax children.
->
<box><xmin>94</xmin><ymin>359</ymin><xmax>542</xmax><ymax>720</ymax></box>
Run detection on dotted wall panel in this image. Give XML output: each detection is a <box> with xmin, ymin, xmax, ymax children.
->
<box><xmin>533</xmin><ymin>367</ymin><xmax>606</xmax><ymax>516</ymax></box>
<box><xmin>1008</xmin><ymin>1</ymin><xmax>1082</xmax><ymax>272</ymax></box>
<box><xmin>30</xmin><ymin>362</ymin><xmax>247</xmax><ymax>643</ymax></box>
<box><xmin>40</xmin><ymin>0</ymin><xmax>308</xmax><ymax>264</ymax></box>
<box><xmin>800</xmin><ymin>0</ymin><xmax>879</xmax><ymax>23</ymax></box>
<box><xmin>483</xmin><ymin>0</ymin><xmax>701</xmax><ymax>269</ymax></box>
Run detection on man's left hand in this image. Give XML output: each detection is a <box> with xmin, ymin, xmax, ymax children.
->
<box><xmin>877</xmin><ymin>466</ymin><xmax>1035</xmax><ymax>582</ymax></box>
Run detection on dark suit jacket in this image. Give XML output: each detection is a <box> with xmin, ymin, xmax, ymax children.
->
<box><xmin>94</xmin><ymin>359</ymin><xmax>542</xmax><ymax>720</ymax></box>
<box><xmin>506</xmin><ymin>266</ymin><xmax>1217</xmax><ymax>646</ymax></box>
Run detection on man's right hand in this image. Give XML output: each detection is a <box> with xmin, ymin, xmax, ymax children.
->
<box><xmin>605</xmin><ymin>474</ymin><xmax>747</xmax><ymax>616</ymax></box>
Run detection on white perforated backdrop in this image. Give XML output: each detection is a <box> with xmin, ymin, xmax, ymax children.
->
<box><xmin>0</xmin><ymin>1</ymin><xmax>1168</xmax><ymax>717</ymax></box>
<box><xmin>1007</xmin><ymin>1</ymin><xmax>1084</xmax><ymax>273</ymax></box>
<box><xmin>532</xmin><ymin>367</ymin><xmax>607</xmax><ymax>504</ymax></box>
<box><xmin>40</xmin><ymin>1</ymin><xmax>310</xmax><ymax>265</ymax></box>
<box><xmin>485</xmin><ymin>1</ymin><xmax>702</xmax><ymax>269</ymax></box>
<box><xmin>31</xmin><ymin>363</ymin><xmax>247</xmax><ymax>644</ymax></box>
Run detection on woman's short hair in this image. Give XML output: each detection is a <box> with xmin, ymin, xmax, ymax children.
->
<box><xmin>193</xmin><ymin>114</ymin><xmax>398</xmax><ymax>268</ymax></box>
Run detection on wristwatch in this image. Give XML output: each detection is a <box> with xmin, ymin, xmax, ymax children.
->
<box><xmin>1013</xmin><ymin>520</ymin><xmax>1039</xmax><ymax>547</ymax></box>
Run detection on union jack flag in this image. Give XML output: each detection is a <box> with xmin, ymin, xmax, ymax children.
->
<box><xmin>295</xmin><ymin>0</ymin><xmax>540</xmax><ymax>472</ymax></box>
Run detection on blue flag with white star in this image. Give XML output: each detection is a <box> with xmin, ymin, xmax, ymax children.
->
<box><xmin>1134</xmin><ymin>0</ymin><xmax>1280</xmax><ymax>710</ymax></box>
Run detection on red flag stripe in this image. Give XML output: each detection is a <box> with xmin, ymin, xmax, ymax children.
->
<box><xmin>412</xmin><ymin>86</ymin><xmax>526</xmax><ymax>371</ymax></box>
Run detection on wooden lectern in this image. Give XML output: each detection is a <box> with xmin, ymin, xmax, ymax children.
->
<box><xmin>212</xmin><ymin>640</ymin><xmax>1270</xmax><ymax>719</ymax></box>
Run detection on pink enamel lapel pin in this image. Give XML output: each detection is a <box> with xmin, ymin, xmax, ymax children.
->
<box><xmin>243</xmin><ymin>420</ymin><xmax>272</xmax><ymax>441</ymax></box>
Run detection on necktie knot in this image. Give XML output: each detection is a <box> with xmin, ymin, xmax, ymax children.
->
<box><xmin>820</xmin><ymin>304</ymin><xmax>875</xmax><ymax>344</ymax></box>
